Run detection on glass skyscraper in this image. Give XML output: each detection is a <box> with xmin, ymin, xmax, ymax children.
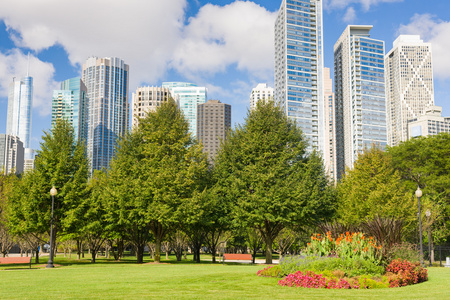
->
<box><xmin>51</xmin><ymin>77</ymin><xmax>87</xmax><ymax>142</ymax></box>
<box><xmin>6</xmin><ymin>76</ymin><xmax>33</xmax><ymax>160</ymax></box>
<box><xmin>334</xmin><ymin>25</ymin><xmax>387</xmax><ymax>179</ymax></box>
<box><xmin>162</xmin><ymin>82</ymin><xmax>207</xmax><ymax>138</ymax></box>
<box><xmin>275</xmin><ymin>0</ymin><xmax>325</xmax><ymax>153</ymax></box>
<box><xmin>82</xmin><ymin>57</ymin><xmax>129</xmax><ymax>172</ymax></box>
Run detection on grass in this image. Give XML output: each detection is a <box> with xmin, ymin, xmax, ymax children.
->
<box><xmin>0</xmin><ymin>255</ymin><xmax>449</xmax><ymax>299</ymax></box>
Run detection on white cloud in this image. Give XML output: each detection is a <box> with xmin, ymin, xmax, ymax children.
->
<box><xmin>343</xmin><ymin>7</ymin><xmax>357</xmax><ymax>23</ymax></box>
<box><xmin>0</xmin><ymin>49</ymin><xmax>59</xmax><ymax>116</ymax></box>
<box><xmin>398</xmin><ymin>14</ymin><xmax>450</xmax><ymax>79</ymax></box>
<box><xmin>170</xmin><ymin>1</ymin><xmax>277</xmax><ymax>80</ymax></box>
<box><xmin>324</xmin><ymin>0</ymin><xmax>403</xmax><ymax>12</ymax></box>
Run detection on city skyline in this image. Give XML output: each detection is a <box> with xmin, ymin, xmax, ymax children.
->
<box><xmin>1</xmin><ymin>0</ymin><xmax>450</xmax><ymax>152</ymax></box>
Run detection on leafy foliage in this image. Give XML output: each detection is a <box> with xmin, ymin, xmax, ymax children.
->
<box><xmin>386</xmin><ymin>259</ymin><xmax>428</xmax><ymax>287</ymax></box>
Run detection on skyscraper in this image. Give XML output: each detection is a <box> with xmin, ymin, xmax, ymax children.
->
<box><xmin>385</xmin><ymin>35</ymin><xmax>434</xmax><ymax>146</ymax></box>
<box><xmin>197</xmin><ymin>100</ymin><xmax>231</xmax><ymax>163</ymax></box>
<box><xmin>408</xmin><ymin>106</ymin><xmax>450</xmax><ymax>138</ymax></box>
<box><xmin>323</xmin><ymin>67</ymin><xmax>336</xmax><ymax>181</ymax></box>
<box><xmin>0</xmin><ymin>134</ymin><xmax>24</xmax><ymax>175</ymax></box>
<box><xmin>82</xmin><ymin>57</ymin><xmax>129</xmax><ymax>172</ymax></box>
<box><xmin>51</xmin><ymin>77</ymin><xmax>87</xmax><ymax>142</ymax></box>
<box><xmin>334</xmin><ymin>25</ymin><xmax>387</xmax><ymax>179</ymax></box>
<box><xmin>162</xmin><ymin>82</ymin><xmax>207</xmax><ymax>138</ymax></box>
<box><xmin>6</xmin><ymin>76</ymin><xmax>33</xmax><ymax>160</ymax></box>
<box><xmin>250</xmin><ymin>83</ymin><xmax>274</xmax><ymax>110</ymax></box>
<box><xmin>275</xmin><ymin>0</ymin><xmax>324</xmax><ymax>152</ymax></box>
<box><xmin>131</xmin><ymin>86</ymin><xmax>171</xmax><ymax>128</ymax></box>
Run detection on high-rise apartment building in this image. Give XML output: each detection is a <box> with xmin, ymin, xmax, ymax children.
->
<box><xmin>82</xmin><ymin>57</ymin><xmax>129</xmax><ymax>172</ymax></box>
<box><xmin>51</xmin><ymin>77</ymin><xmax>87</xmax><ymax>142</ymax></box>
<box><xmin>408</xmin><ymin>106</ymin><xmax>450</xmax><ymax>138</ymax></box>
<box><xmin>250</xmin><ymin>83</ymin><xmax>274</xmax><ymax>110</ymax></box>
<box><xmin>0</xmin><ymin>134</ymin><xmax>24</xmax><ymax>175</ymax></box>
<box><xmin>275</xmin><ymin>0</ymin><xmax>325</xmax><ymax>152</ymax></box>
<box><xmin>131</xmin><ymin>86</ymin><xmax>171</xmax><ymax>128</ymax></box>
<box><xmin>323</xmin><ymin>67</ymin><xmax>336</xmax><ymax>181</ymax></box>
<box><xmin>334</xmin><ymin>25</ymin><xmax>387</xmax><ymax>179</ymax></box>
<box><xmin>6</xmin><ymin>76</ymin><xmax>33</xmax><ymax>160</ymax></box>
<box><xmin>162</xmin><ymin>82</ymin><xmax>207</xmax><ymax>138</ymax></box>
<box><xmin>197</xmin><ymin>100</ymin><xmax>231</xmax><ymax>163</ymax></box>
<box><xmin>385</xmin><ymin>35</ymin><xmax>434</xmax><ymax>146</ymax></box>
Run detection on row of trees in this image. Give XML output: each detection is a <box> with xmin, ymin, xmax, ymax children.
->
<box><xmin>0</xmin><ymin>99</ymin><xmax>448</xmax><ymax>264</ymax></box>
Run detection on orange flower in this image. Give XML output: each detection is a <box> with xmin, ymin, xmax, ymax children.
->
<box><xmin>307</xmin><ymin>243</ymin><xmax>310</xmax><ymax>246</ymax></box>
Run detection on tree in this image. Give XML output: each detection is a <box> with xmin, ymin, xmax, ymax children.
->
<box><xmin>336</xmin><ymin>146</ymin><xmax>416</xmax><ymax>231</ymax></box>
<box><xmin>106</xmin><ymin>99</ymin><xmax>209</xmax><ymax>263</ymax></box>
<box><xmin>6</xmin><ymin>119</ymin><xmax>89</xmax><ymax>258</ymax></box>
<box><xmin>388</xmin><ymin>133</ymin><xmax>450</xmax><ymax>244</ymax></box>
<box><xmin>214</xmin><ymin>101</ymin><xmax>335</xmax><ymax>264</ymax></box>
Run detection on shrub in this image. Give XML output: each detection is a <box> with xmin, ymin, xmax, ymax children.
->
<box><xmin>386</xmin><ymin>259</ymin><xmax>428</xmax><ymax>287</ymax></box>
<box><xmin>278</xmin><ymin>270</ymin><xmax>360</xmax><ymax>289</ymax></box>
<box><xmin>257</xmin><ymin>265</ymin><xmax>282</xmax><ymax>278</ymax></box>
<box><xmin>387</xmin><ymin>242</ymin><xmax>421</xmax><ymax>263</ymax></box>
<box><xmin>358</xmin><ymin>275</ymin><xmax>389</xmax><ymax>289</ymax></box>
<box><xmin>279</xmin><ymin>255</ymin><xmax>385</xmax><ymax>278</ymax></box>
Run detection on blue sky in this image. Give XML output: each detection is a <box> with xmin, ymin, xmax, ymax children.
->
<box><xmin>0</xmin><ymin>0</ymin><xmax>449</xmax><ymax>151</ymax></box>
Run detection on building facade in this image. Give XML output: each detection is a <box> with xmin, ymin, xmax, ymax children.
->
<box><xmin>408</xmin><ymin>106</ymin><xmax>450</xmax><ymax>138</ymax></box>
<box><xmin>197</xmin><ymin>100</ymin><xmax>231</xmax><ymax>163</ymax></box>
<box><xmin>51</xmin><ymin>77</ymin><xmax>87</xmax><ymax>142</ymax></box>
<box><xmin>6</xmin><ymin>76</ymin><xmax>33</xmax><ymax>160</ymax></box>
<box><xmin>250</xmin><ymin>83</ymin><xmax>274</xmax><ymax>110</ymax></box>
<box><xmin>385</xmin><ymin>35</ymin><xmax>434</xmax><ymax>146</ymax></box>
<box><xmin>162</xmin><ymin>82</ymin><xmax>207</xmax><ymax>138</ymax></box>
<box><xmin>0</xmin><ymin>134</ymin><xmax>24</xmax><ymax>175</ymax></box>
<box><xmin>334</xmin><ymin>25</ymin><xmax>387</xmax><ymax>179</ymax></box>
<box><xmin>82</xmin><ymin>57</ymin><xmax>129</xmax><ymax>172</ymax></box>
<box><xmin>275</xmin><ymin>0</ymin><xmax>325</xmax><ymax>153</ymax></box>
<box><xmin>131</xmin><ymin>86</ymin><xmax>171</xmax><ymax>128</ymax></box>
<box><xmin>323</xmin><ymin>67</ymin><xmax>336</xmax><ymax>181</ymax></box>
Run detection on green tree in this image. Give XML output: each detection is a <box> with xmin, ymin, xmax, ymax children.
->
<box><xmin>388</xmin><ymin>133</ymin><xmax>450</xmax><ymax>244</ymax></box>
<box><xmin>106</xmin><ymin>99</ymin><xmax>208</xmax><ymax>263</ymax></box>
<box><xmin>336</xmin><ymin>146</ymin><xmax>416</xmax><ymax>230</ymax></box>
<box><xmin>6</xmin><ymin>119</ymin><xmax>89</xmax><ymax>257</ymax></box>
<box><xmin>214</xmin><ymin>101</ymin><xmax>335</xmax><ymax>264</ymax></box>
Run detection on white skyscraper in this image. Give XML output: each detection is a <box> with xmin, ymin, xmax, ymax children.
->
<box><xmin>0</xmin><ymin>134</ymin><xmax>24</xmax><ymax>175</ymax></box>
<box><xmin>82</xmin><ymin>57</ymin><xmax>129</xmax><ymax>172</ymax></box>
<box><xmin>275</xmin><ymin>0</ymin><xmax>325</xmax><ymax>153</ymax></box>
<box><xmin>6</xmin><ymin>76</ymin><xmax>33</xmax><ymax>160</ymax></box>
<box><xmin>323</xmin><ymin>67</ymin><xmax>336</xmax><ymax>181</ymax></box>
<box><xmin>385</xmin><ymin>35</ymin><xmax>434</xmax><ymax>146</ymax></box>
<box><xmin>334</xmin><ymin>25</ymin><xmax>387</xmax><ymax>179</ymax></box>
<box><xmin>250</xmin><ymin>83</ymin><xmax>274</xmax><ymax>110</ymax></box>
<box><xmin>131</xmin><ymin>86</ymin><xmax>171</xmax><ymax>128</ymax></box>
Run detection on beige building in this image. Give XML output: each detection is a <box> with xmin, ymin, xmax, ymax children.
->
<box><xmin>197</xmin><ymin>100</ymin><xmax>231</xmax><ymax>163</ymax></box>
<box><xmin>323</xmin><ymin>68</ymin><xmax>336</xmax><ymax>181</ymax></box>
<box><xmin>385</xmin><ymin>35</ymin><xmax>434</xmax><ymax>146</ymax></box>
<box><xmin>131</xmin><ymin>86</ymin><xmax>171</xmax><ymax>128</ymax></box>
<box><xmin>408</xmin><ymin>106</ymin><xmax>450</xmax><ymax>138</ymax></box>
<box><xmin>0</xmin><ymin>134</ymin><xmax>24</xmax><ymax>175</ymax></box>
<box><xmin>250</xmin><ymin>83</ymin><xmax>273</xmax><ymax>110</ymax></box>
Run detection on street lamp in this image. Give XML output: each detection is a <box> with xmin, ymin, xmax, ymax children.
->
<box><xmin>415</xmin><ymin>187</ymin><xmax>424</xmax><ymax>267</ymax></box>
<box><xmin>47</xmin><ymin>185</ymin><xmax>57</xmax><ymax>268</ymax></box>
<box><xmin>425</xmin><ymin>209</ymin><xmax>432</xmax><ymax>267</ymax></box>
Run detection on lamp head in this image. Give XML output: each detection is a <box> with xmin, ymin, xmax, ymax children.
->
<box><xmin>415</xmin><ymin>187</ymin><xmax>422</xmax><ymax>198</ymax></box>
<box><xmin>50</xmin><ymin>186</ymin><xmax>57</xmax><ymax>196</ymax></box>
<box><xmin>425</xmin><ymin>209</ymin><xmax>431</xmax><ymax>217</ymax></box>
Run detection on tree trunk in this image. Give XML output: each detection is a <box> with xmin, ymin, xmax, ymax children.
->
<box><xmin>211</xmin><ymin>244</ymin><xmax>217</xmax><ymax>263</ymax></box>
<box><xmin>77</xmin><ymin>240</ymin><xmax>82</xmax><ymax>260</ymax></box>
<box><xmin>136</xmin><ymin>245</ymin><xmax>145</xmax><ymax>264</ymax></box>
<box><xmin>265</xmin><ymin>235</ymin><xmax>273</xmax><ymax>264</ymax></box>
<box><xmin>155</xmin><ymin>236</ymin><xmax>161</xmax><ymax>263</ymax></box>
<box><xmin>35</xmin><ymin>248</ymin><xmax>40</xmax><ymax>264</ymax></box>
<box><xmin>91</xmin><ymin>249</ymin><xmax>97</xmax><ymax>263</ymax></box>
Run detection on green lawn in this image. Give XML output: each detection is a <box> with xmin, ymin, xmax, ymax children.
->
<box><xmin>0</xmin><ymin>256</ymin><xmax>449</xmax><ymax>299</ymax></box>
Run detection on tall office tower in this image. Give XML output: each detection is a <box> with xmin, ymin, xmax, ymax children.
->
<box><xmin>162</xmin><ymin>82</ymin><xmax>207</xmax><ymax>138</ymax></box>
<box><xmin>408</xmin><ymin>106</ymin><xmax>450</xmax><ymax>138</ymax></box>
<box><xmin>323</xmin><ymin>67</ymin><xmax>336</xmax><ymax>181</ymax></box>
<box><xmin>197</xmin><ymin>100</ymin><xmax>231</xmax><ymax>163</ymax></box>
<box><xmin>82</xmin><ymin>57</ymin><xmax>129</xmax><ymax>172</ymax></box>
<box><xmin>275</xmin><ymin>0</ymin><xmax>325</xmax><ymax>152</ymax></box>
<box><xmin>51</xmin><ymin>77</ymin><xmax>87</xmax><ymax>142</ymax></box>
<box><xmin>385</xmin><ymin>35</ymin><xmax>434</xmax><ymax>146</ymax></box>
<box><xmin>250</xmin><ymin>83</ymin><xmax>274</xmax><ymax>110</ymax></box>
<box><xmin>0</xmin><ymin>134</ymin><xmax>24</xmax><ymax>175</ymax></box>
<box><xmin>131</xmin><ymin>86</ymin><xmax>171</xmax><ymax>128</ymax></box>
<box><xmin>6</xmin><ymin>76</ymin><xmax>33</xmax><ymax>160</ymax></box>
<box><xmin>334</xmin><ymin>25</ymin><xmax>387</xmax><ymax>180</ymax></box>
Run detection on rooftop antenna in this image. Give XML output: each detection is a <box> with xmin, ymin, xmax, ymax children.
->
<box><xmin>27</xmin><ymin>52</ymin><xmax>30</xmax><ymax>76</ymax></box>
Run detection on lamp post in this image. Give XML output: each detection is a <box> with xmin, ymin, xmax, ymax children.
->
<box><xmin>47</xmin><ymin>186</ymin><xmax>57</xmax><ymax>268</ymax></box>
<box><xmin>415</xmin><ymin>187</ymin><xmax>424</xmax><ymax>267</ymax></box>
<box><xmin>425</xmin><ymin>209</ymin><xmax>432</xmax><ymax>267</ymax></box>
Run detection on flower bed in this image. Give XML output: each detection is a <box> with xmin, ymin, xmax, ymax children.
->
<box><xmin>385</xmin><ymin>259</ymin><xmax>428</xmax><ymax>287</ymax></box>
